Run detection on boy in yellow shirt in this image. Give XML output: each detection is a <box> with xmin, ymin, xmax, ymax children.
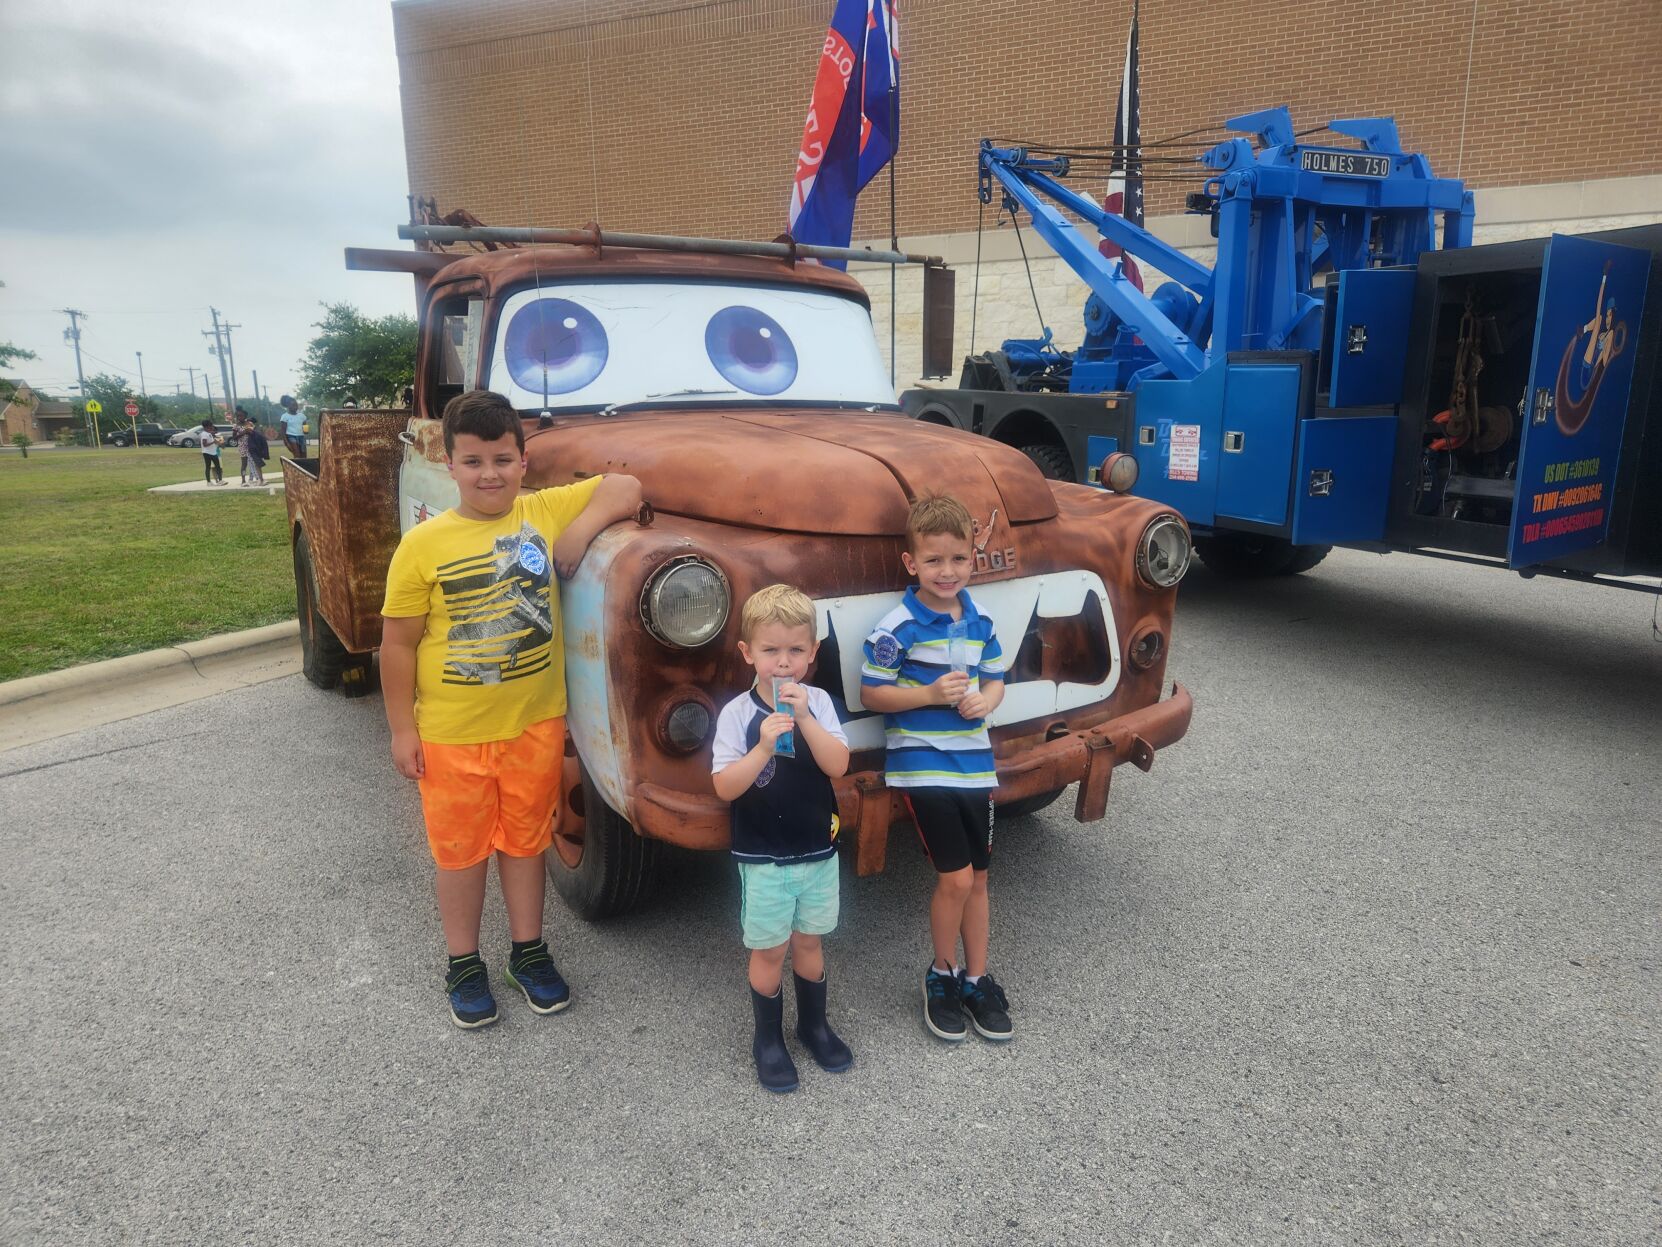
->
<box><xmin>380</xmin><ymin>389</ymin><xmax>642</xmax><ymax>1028</ymax></box>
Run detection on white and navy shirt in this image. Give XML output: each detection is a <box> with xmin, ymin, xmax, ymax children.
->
<box><xmin>711</xmin><ymin>683</ymin><xmax>847</xmax><ymax>864</ymax></box>
<box><xmin>861</xmin><ymin>586</ymin><xmax>1006</xmax><ymax>790</ymax></box>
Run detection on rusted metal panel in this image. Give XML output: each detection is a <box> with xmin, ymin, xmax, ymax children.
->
<box><xmin>517</xmin><ymin>395</ymin><xmax>1190</xmax><ymax>872</ymax></box>
<box><xmin>300</xmin><ymin>239</ymin><xmax>1195</xmax><ymax>879</ymax></box>
<box><xmin>284</xmin><ymin>410</ymin><xmax>409</xmax><ymax>653</ymax></box>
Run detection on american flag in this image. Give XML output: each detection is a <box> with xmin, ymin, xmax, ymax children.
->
<box><xmin>1098</xmin><ymin>1</ymin><xmax>1144</xmax><ymax>291</ymax></box>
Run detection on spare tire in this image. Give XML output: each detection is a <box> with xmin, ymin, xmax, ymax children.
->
<box><xmin>1020</xmin><ymin>443</ymin><xmax>1073</xmax><ymax>482</ymax></box>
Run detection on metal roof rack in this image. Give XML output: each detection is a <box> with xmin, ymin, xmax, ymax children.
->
<box><xmin>395</xmin><ymin>223</ymin><xmax>944</xmax><ymax>268</ymax></box>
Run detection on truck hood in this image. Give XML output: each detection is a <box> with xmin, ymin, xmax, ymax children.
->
<box><xmin>523</xmin><ymin>409</ymin><xmax>1057</xmax><ymax>536</ymax></box>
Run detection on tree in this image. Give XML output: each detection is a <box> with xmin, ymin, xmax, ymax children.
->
<box><xmin>0</xmin><ymin>340</ymin><xmax>37</xmax><ymax>370</ymax></box>
<box><xmin>76</xmin><ymin>372</ymin><xmax>159</xmax><ymax>431</ymax></box>
<box><xmin>0</xmin><ymin>341</ymin><xmax>37</xmax><ymax>403</ymax></box>
<box><xmin>296</xmin><ymin>303</ymin><xmax>417</xmax><ymax>409</ymax></box>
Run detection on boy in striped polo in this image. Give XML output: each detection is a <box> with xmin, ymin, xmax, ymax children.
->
<box><xmin>861</xmin><ymin>495</ymin><xmax>1014</xmax><ymax>1043</ymax></box>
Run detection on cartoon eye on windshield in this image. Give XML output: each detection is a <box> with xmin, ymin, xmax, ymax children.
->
<box><xmin>504</xmin><ymin>298</ymin><xmax>608</xmax><ymax>396</ymax></box>
<box><xmin>704</xmin><ymin>306</ymin><xmax>798</xmax><ymax>395</ymax></box>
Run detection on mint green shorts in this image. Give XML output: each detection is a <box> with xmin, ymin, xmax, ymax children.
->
<box><xmin>737</xmin><ymin>856</ymin><xmax>841</xmax><ymax>949</ymax></box>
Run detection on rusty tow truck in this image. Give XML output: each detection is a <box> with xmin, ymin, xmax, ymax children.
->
<box><xmin>284</xmin><ymin>223</ymin><xmax>1195</xmax><ymax>918</ymax></box>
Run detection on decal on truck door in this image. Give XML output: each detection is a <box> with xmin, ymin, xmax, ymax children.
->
<box><xmin>1508</xmin><ymin>234</ymin><xmax>1650</xmax><ymax>569</ymax></box>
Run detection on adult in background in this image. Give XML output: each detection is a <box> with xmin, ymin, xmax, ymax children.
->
<box><xmin>231</xmin><ymin>406</ymin><xmax>254</xmax><ymax>483</ymax></box>
<box><xmin>243</xmin><ymin>413</ymin><xmax>270</xmax><ymax>486</ymax></box>
<box><xmin>278</xmin><ymin>395</ymin><xmax>308</xmax><ymax>458</ymax></box>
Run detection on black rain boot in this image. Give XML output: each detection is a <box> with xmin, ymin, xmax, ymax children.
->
<box><xmin>750</xmin><ymin>985</ymin><xmax>799</xmax><ymax>1093</ymax></box>
<box><xmin>793</xmin><ymin>972</ymin><xmax>854</xmax><ymax>1073</ymax></box>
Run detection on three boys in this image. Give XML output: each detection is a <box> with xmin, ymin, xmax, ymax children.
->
<box><xmin>382</xmin><ymin>389</ymin><xmax>1012</xmax><ymax>1058</ymax></box>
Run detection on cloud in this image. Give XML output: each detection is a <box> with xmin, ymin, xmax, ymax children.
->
<box><xmin>0</xmin><ymin>1</ymin><xmax>415</xmax><ymax>398</ymax></box>
<box><xmin>1</xmin><ymin>7</ymin><xmax>405</xmax><ymax>235</ymax></box>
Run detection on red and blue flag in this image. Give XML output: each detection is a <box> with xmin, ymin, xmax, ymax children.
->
<box><xmin>787</xmin><ymin>0</ymin><xmax>901</xmax><ymax>267</ymax></box>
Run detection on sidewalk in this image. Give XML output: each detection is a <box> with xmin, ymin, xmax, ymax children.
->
<box><xmin>0</xmin><ymin>622</ymin><xmax>303</xmax><ymax>753</ymax></box>
<box><xmin>149</xmin><ymin>477</ymin><xmax>285</xmax><ymax>495</ymax></box>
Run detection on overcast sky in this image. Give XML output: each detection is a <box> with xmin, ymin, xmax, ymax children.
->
<box><xmin>0</xmin><ymin>0</ymin><xmax>415</xmax><ymax>406</ymax></box>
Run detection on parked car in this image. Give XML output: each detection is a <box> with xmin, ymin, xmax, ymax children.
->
<box><xmin>105</xmin><ymin>423</ymin><xmax>184</xmax><ymax>447</ymax></box>
<box><xmin>168</xmin><ymin>426</ymin><xmax>226</xmax><ymax>448</ymax></box>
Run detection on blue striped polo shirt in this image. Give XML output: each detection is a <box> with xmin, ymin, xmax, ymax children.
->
<box><xmin>860</xmin><ymin>586</ymin><xmax>1007</xmax><ymax>790</ymax></box>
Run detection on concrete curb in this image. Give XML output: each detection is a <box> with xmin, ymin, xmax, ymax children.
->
<box><xmin>0</xmin><ymin>622</ymin><xmax>306</xmax><ymax>754</ymax></box>
<box><xmin>0</xmin><ymin>621</ymin><xmax>301</xmax><ymax>711</ymax></box>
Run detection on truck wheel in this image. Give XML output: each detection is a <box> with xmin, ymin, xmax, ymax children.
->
<box><xmin>547</xmin><ymin>771</ymin><xmax>662</xmax><ymax>921</ymax></box>
<box><xmin>1282</xmin><ymin>544</ymin><xmax>1332</xmax><ymax>575</ymax></box>
<box><xmin>1020</xmin><ymin>443</ymin><xmax>1073</xmax><ymax>481</ymax></box>
<box><xmin>293</xmin><ymin>530</ymin><xmax>365</xmax><ymax>691</ymax></box>
<box><xmin>112</xmin><ymin>435</ymin><xmax>129</xmax><ymax>447</ymax></box>
<box><xmin>1194</xmin><ymin>533</ymin><xmax>1296</xmax><ymax>578</ymax></box>
<box><xmin>998</xmin><ymin>788</ymin><xmax>1065</xmax><ymax>818</ymax></box>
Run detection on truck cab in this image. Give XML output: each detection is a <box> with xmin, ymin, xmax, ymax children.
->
<box><xmin>285</xmin><ymin>234</ymin><xmax>1194</xmax><ymax>918</ymax></box>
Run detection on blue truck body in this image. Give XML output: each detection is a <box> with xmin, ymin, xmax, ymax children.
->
<box><xmin>902</xmin><ymin>108</ymin><xmax>1662</xmax><ymax>589</ymax></box>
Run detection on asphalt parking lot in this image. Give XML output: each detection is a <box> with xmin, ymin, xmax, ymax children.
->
<box><xmin>2</xmin><ymin>547</ymin><xmax>1657</xmax><ymax>1245</ymax></box>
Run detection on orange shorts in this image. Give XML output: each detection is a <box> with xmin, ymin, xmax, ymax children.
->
<box><xmin>417</xmin><ymin>717</ymin><xmax>565</xmax><ymax>870</ymax></box>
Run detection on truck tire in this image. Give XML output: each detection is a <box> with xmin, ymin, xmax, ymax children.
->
<box><xmin>548</xmin><ymin>773</ymin><xmax>662</xmax><ymax>921</ymax></box>
<box><xmin>293</xmin><ymin>530</ymin><xmax>368</xmax><ymax>692</ymax></box>
<box><xmin>1194</xmin><ymin>533</ymin><xmax>1297</xmax><ymax>578</ymax></box>
<box><xmin>997</xmin><ymin>788</ymin><xmax>1065</xmax><ymax>818</ymax></box>
<box><xmin>112</xmin><ymin>434</ymin><xmax>129</xmax><ymax>447</ymax></box>
<box><xmin>1020</xmin><ymin>443</ymin><xmax>1073</xmax><ymax>481</ymax></box>
<box><xmin>1282</xmin><ymin>544</ymin><xmax>1332</xmax><ymax>575</ymax></box>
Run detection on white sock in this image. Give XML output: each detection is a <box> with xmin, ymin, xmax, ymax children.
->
<box><xmin>963</xmin><ymin>972</ymin><xmax>982</xmax><ymax>986</ymax></box>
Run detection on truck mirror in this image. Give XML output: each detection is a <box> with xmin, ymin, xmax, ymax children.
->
<box><xmin>922</xmin><ymin>265</ymin><xmax>956</xmax><ymax>380</ymax></box>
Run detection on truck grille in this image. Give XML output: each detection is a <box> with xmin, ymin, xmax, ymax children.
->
<box><xmin>809</xmin><ymin>571</ymin><xmax>1123</xmax><ymax>751</ymax></box>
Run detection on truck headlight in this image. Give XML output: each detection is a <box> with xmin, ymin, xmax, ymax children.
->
<box><xmin>1136</xmin><ymin>515</ymin><xmax>1191</xmax><ymax>589</ymax></box>
<box><xmin>640</xmin><ymin>556</ymin><xmax>730</xmax><ymax>648</ymax></box>
<box><xmin>658</xmin><ymin>695</ymin><xmax>715</xmax><ymax>754</ymax></box>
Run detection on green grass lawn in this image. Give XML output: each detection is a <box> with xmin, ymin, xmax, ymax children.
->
<box><xmin>0</xmin><ymin>447</ymin><xmax>298</xmax><ymax>682</ymax></box>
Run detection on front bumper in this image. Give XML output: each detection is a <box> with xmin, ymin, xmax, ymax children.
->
<box><xmin>632</xmin><ymin>683</ymin><xmax>1193</xmax><ymax>875</ymax></box>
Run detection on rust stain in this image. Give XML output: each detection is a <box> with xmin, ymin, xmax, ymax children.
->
<box><xmin>284</xmin><ymin>409</ymin><xmax>409</xmax><ymax>654</ymax></box>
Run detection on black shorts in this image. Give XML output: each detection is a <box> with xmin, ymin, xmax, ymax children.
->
<box><xmin>903</xmin><ymin>789</ymin><xmax>994</xmax><ymax>874</ymax></box>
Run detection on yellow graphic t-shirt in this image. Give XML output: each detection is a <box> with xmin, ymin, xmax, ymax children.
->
<box><xmin>381</xmin><ymin>477</ymin><xmax>603</xmax><ymax>744</ymax></box>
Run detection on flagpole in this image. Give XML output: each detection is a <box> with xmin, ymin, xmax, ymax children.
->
<box><xmin>888</xmin><ymin>82</ymin><xmax>898</xmax><ymax>386</ymax></box>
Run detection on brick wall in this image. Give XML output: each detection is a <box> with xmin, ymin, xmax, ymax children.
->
<box><xmin>396</xmin><ymin>0</ymin><xmax>1662</xmax><ymax>240</ymax></box>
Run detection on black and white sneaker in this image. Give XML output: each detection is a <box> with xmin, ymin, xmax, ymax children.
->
<box><xmin>923</xmin><ymin>965</ymin><xmax>966</xmax><ymax>1042</ymax></box>
<box><xmin>959</xmin><ymin>971</ymin><xmax>1013</xmax><ymax>1041</ymax></box>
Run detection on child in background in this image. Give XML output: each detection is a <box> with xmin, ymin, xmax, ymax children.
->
<box><xmin>198</xmin><ymin>419</ymin><xmax>224</xmax><ymax>485</ymax></box>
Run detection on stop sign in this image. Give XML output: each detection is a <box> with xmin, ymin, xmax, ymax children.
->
<box><xmin>124</xmin><ymin>400</ymin><xmax>139</xmax><ymax>418</ymax></box>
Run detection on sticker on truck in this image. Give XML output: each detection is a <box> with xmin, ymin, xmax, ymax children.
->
<box><xmin>1168</xmin><ymin>424</ymin><xmax>1200</xmax><ymax>482</ymax></box>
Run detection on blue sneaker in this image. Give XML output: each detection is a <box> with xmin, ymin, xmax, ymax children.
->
<box><xmin>445</xmin><ymin>958</ymin><xmax>498</xmax><ymax>1029</ymax></box>
<box><xmin>505</xmin><ymin>941</ymin><xmax>571</xmax><ymax>1015</ymax></box>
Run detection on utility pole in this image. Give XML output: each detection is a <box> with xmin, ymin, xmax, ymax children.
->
<box><xmin>135</xmin><ymin>351</ymin><xmax>146</xmax><ymax>399</ymax></box>
<box><xmin>60</xmin><ymin>308</ymin><xmax>90</xmax><ymax>444</ymax></box>
<box><xmin>222</xmin><ymin>321</ymin><xmax>241</xmax><ymax>413</ymax></box>
<box><xmin>204</xmin><ymin>308</ymin><xmax>239</xmax><ymax>415</ymax></box>
<box><xmin>203</xmin><ymin>369</ymin><xmax>216</xmax><ymax>418</ymax></box>
<box><xmin>183</xmin><ymin>365</ymin><xmax>201</xmax><ymax>416</ymax></box>
<box><xmin>251</xmin><ymin>369</ymin><xmax>262</xmax><ymax>418</ymax></box>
